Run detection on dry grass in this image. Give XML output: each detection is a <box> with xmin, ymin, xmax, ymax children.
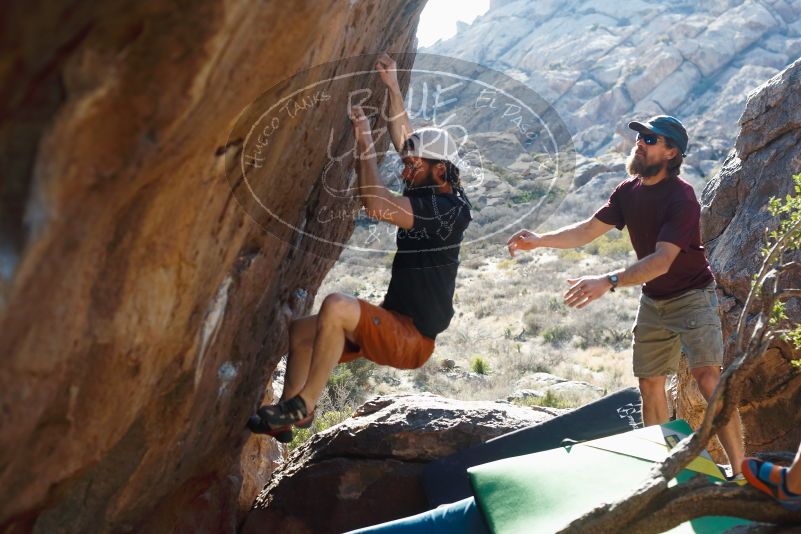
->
<box><xmin>314</xmin><ymin>246</ymin><xmax>640</xmax><ymax>406</ymax></box>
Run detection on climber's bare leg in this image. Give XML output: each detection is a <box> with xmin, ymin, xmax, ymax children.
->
<box><xmin>297</xmin><ymin>293</ymin><xmax>361</xmax><ymax>411</ymax></box>
<box><xmin>280</xmin><ymin>315</ymin><xmax>317</xmax><ymax>401</ymax></box>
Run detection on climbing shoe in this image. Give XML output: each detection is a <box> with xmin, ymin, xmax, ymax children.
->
<box><xmin>246</xmin><ymin>414</ymin><xmax>294</xmax><ymax>443</ymax></box>
<box><xmin>742</xmin><ymin>457</ymin><xmax>801</xmax><ymax>511</ymax></box>
<box><xmin>257</xmin><ymin>395</ymin><xmax>311</xmax><ymax>428</ymax></box>
<box><xmin>294</xmin><ymin>409</ymin><xmax>316</xmax><ymax>429</ymax></box>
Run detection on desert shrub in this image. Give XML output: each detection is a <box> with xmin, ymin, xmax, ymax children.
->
<box><xmin>541</xmin><ymin>325</ymin><xmax>573</xmax><ymax>345</ymax></box>
<box><xmin>497</xmin><ymin>258</ymin><xmax>516</xmax><ymax>270</ymax></box>
<box><xmin>287</xmin><ymin>359</ymin><xmax>376</xmax><ymax>450</ymax></box>
<box><xmin>583</xmin><ymin>229</ymin><xmax>631</xmax><ymax>259</ymax></box>
<box><xmin>524</xmin><ymin>294</ymin><xmax>567</xmax><ymax>329</ymax></box>
<box><xmin>475</xmin><ymin>303</ymin><xmax>494</xmax><ymax>319</ymax></box>
<box><xmin>513</xmin><ymin>390</ymin><xmax>575</xmax><ymax>409</ymax></box>
<box><xmin>557</xmin><ymin>248</ymin><xmax>586</xmax><ymax>262</ymax></box>
<box><xmin>462</xmin><ymin>256</ymin><xmax>485</xmax><ymax>270</ymax></box>
<box><xmin>289</xmin><ymin>408</ymin><xmax>352</xmax><ymax>451</ymax></box>
<box><xmin>326</xmin><ymin>358</ymin><xmax>375</xmax><ymax>406</ymax></box>
<box><xmin>471</xmin><ymin>356</ymin><xmax>491</xmax><ymax>375</ymax></box>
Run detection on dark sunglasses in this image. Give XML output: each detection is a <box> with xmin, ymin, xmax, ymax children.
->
<box><xmin>637</xmin><ymin>133</ymin><xmax>659</xmax><ymax>145</ymax></box>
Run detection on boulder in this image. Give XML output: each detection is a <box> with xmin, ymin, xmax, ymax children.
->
<box><xmin>0</xmin><ymin>1</ymin><xmax>426</xmax><ymax>531</ymax></box>
<box><xmin>514</xmin><ymin>372</ymin><xmax>605</xmax><ymax>403</ymax></box>
<box><xmin>679</xmin><ymin>57</ymin><xmax>801</xmax><ymax>455</ymax></box>
<box><xmin>243</xmin><ymin>394</ymin><xmax>554</xmax><ymax>533</ymax></box>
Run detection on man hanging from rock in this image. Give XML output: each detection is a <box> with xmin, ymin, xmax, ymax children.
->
<box><xmin>248</xmin><ymin>53</ymin><xmax>472</xmax><ymax>442</ymax></box>
<box><xmin>507</xmin><ymin>115</ymin><xmax>745</xmax><ymax>477</ymax></box>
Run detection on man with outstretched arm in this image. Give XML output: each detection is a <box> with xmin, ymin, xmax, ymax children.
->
<box><xmin>507</xmin><ymin>115</ymin><xmax>745</xmax><ymax>477</ymax></box>
<box><xmin>247</xmin><ymin>53</ymin><xmax>472</xmax><ymax>442</ymax></box>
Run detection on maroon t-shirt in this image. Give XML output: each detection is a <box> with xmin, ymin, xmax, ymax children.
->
<box><xmin>594</xmin><ymin>176</ymin><xmax>714</xmax><ymax>299</ymax></box>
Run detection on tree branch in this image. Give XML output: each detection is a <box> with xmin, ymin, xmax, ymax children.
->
<box><xmin>778</xmin><ymin>261</ymin><xmax>801</xmax><ymax>273</ymax></box>
<box><xmin>736</xmin><ymin>217</ymin><xmax>801</xmax><ymax>354</ymax></box>
<box><xmin>777</xmin><ymin>289</ymin><xmax>801</xmax><ymax>301</ymax></box>
<box><xmin>624</xmin><ymin>479</ymin><xmax>801</xmax><ymax>533</ymax></box>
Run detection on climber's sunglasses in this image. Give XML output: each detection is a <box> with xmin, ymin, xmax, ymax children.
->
<box><xmin>637</xmin><ymin>133</ymin><xmax>660</xmax><ymax>146</ymax></box>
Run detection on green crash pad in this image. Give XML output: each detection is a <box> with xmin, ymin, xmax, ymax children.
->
<box><xmin>468</xmin><ymin>420</ymin><xmax>750</xmax><ymax>533</ymax></box>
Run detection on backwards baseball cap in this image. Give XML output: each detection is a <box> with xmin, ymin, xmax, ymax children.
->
<box><xmin>402</xmin><ymin>127</ymin><xmax>459</xmax><ymax>163</ymax></box>
<box><xmin>628</xmin><ymin>115</ymin><xmax>689</xmax><ymax>157</ymax></box>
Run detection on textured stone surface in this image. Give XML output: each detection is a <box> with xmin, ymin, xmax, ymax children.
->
<box><xmin>676</xmin><ymin>57</ymin><xmax>801</xmax><ymax>455</ymax></box>
<box><xmin>0</xmin><ymin>1</ymin><xmax>425</xmax><ymax>531</ymax></box>
<box><xmin>243</xmin><ymin>394</ymin><xmax>554</xmax><ymax>533</ymax></box>
<box><xmin>425</xmin><ymin>0</ymin><xmax>801</xmax><ymax>177</ymax></box>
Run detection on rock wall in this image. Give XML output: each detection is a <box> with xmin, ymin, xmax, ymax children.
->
<box><xmin>0</xmin><ymin>1</ymin><xmax>425</xmax><ymax>531</ymax></box>
<box><xmin>243</xmin><ymin>394</ymin><xmax>556</xmax><ymax>533</ymax></box>
<box><xmin>677</xmin><ymin>57</ymin><xmax>801</xmax><ymax>455</ymax></box>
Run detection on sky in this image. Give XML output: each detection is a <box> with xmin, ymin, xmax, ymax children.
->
<box><xmin>416</xmin><ymin>0</ymin><xmax>490</xmax><ymax>48</ymax></box>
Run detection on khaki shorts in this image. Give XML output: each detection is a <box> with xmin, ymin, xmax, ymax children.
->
<box><xmin>339</xmin><ymin>299</ymin><xmax>435</xmax><ymax>370</ymax></box>
<box><xmin>632</xmin><ymin>284</ymin><xmax>724</xmax><ymax>377</ymax></box>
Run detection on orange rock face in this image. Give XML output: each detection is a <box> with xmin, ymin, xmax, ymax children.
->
<box><xmin>0</xmin><ymin>1</ymin><xmax>425</xmax><ymax>531</ymax></box>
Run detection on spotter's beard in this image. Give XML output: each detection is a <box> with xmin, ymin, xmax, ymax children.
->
<box><xmin>626</xmin><ymin>152</ymin><xmax>664</xmax><ymax>178</ymax></box>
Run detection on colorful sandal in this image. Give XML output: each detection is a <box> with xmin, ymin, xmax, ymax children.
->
<box><xmin>741</xmin><ymin>457</ymin><xmax>801</xmax><ymax>511</ymax></box>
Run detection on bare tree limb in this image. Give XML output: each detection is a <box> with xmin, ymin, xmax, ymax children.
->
<box><xmin>778</xmin><ymin>261</ymin><xmax>801</xmax><ymax>272</ymax></box>
<box><xmin>624</xmin><ymin>479</ymin><xmax>801</xmax><ymax>534</ymax></box>
<box><xmin>736</xmin><ymin>217</ymin><xmax>801</xmax><ymax>354</ymax></box>
<box><xmin>777</xmin><ymin>289</ymin><xmax>801</xmax><ymax>300</ymax></box>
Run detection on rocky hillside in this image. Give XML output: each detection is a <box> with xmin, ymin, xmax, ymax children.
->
<box><xmin>425</xmin><ymin>0</ymin><xmax>801</xmax><ymax>181</ymax></box>
<box><xmin>0</xmin><ymin>1</ymin><xmax>425</xmax><ymax>532</ymax></box>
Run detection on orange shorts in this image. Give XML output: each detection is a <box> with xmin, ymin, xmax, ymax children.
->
<box><xmin>340</xmin><ymin>299</ymin><xmax>436</xmax><ymax>370</ymax></box>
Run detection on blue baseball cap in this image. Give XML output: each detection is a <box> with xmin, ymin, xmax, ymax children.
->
<box><xmin>628</xmin><ymin>115</ymin><xmax>688</xmax><ymax>156</ymax></box>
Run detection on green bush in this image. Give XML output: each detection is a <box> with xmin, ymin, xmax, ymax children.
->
<box><xmin>557</xmin><ymin>248</ymin><xmax>585</xmax><ymax>262</ymax></box>
<box><xmin>767</xmin><ymin>173</ymin><xmax>801</xmax><ymax>361</ymax></box>
<box><xmin>470</xmin><ymin>356</ymin><xmax>491</xmax><ymax>375</ymax></box>
<box><xmin>484</xmin><ymin>161</ymin><xmax>521</xmax><ymax>186</ymax></box>
<box><xmin>326</xmin><ymin>359</ymin><xmax>375</xmax><ymax>405</ymax></box>
<box><xmin>583</xmin><ymin>229</ymin><xmax>631</xmax><ymax>259</ymax></box>
<box><xmin>288</xmin><ymin>409</ymin><xmax>352</xmax><ymax>451</ymax></box>
<box><xmin>285</xmin><ymin>359</ymin><xmax>376</xmax><ymax>450</ymax></box>
<box><xmin>475</xmin><ymin>304</ymin><xmax>493</xmax><ymax>319</ymax></box>
<box><xmin>513</xmin><ymin>390</ymin><xmax>574</xmax><ymax>409</ymax></box>
<box><xmin>542</xmin><ymin>325</ymin><xmax>572</xmax><ymax>345</ymax></box>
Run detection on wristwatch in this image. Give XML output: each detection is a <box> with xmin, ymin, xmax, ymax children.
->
<box><xmin>607</xmin><ymin>273</ymin><xmax>619</xmax><ymax>292</ymax></box>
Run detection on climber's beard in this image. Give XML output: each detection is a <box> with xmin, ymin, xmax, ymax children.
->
<box><xmin>404</xmin><ymin>169</ymin><xmax>438</xmax><ymax>191</ymax></box>
<box><xmin>626</xmin><ymin>151</ymin><xmax>664</xmax><ymax>178</ymax></box>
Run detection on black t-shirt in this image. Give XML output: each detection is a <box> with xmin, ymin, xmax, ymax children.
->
<box><xmin>382</xmin><ymin>188</ymin><xmax>472</xmax><ymax>339</ymax></box>
<box><xmin>594</xmin><ymin>176</ymin><xmax>714</xmax><ymax>299</ymax></box>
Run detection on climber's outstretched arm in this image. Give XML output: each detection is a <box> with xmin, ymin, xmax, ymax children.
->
<box><xmin>350</xmin><ymin>105</ymin><xmax>413</xmax><ymax>229</ymax></box>
<box><xmin>376</xmin><ymin>52</ymin><xmax>413</xmax><ymax>154</ymax></box>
